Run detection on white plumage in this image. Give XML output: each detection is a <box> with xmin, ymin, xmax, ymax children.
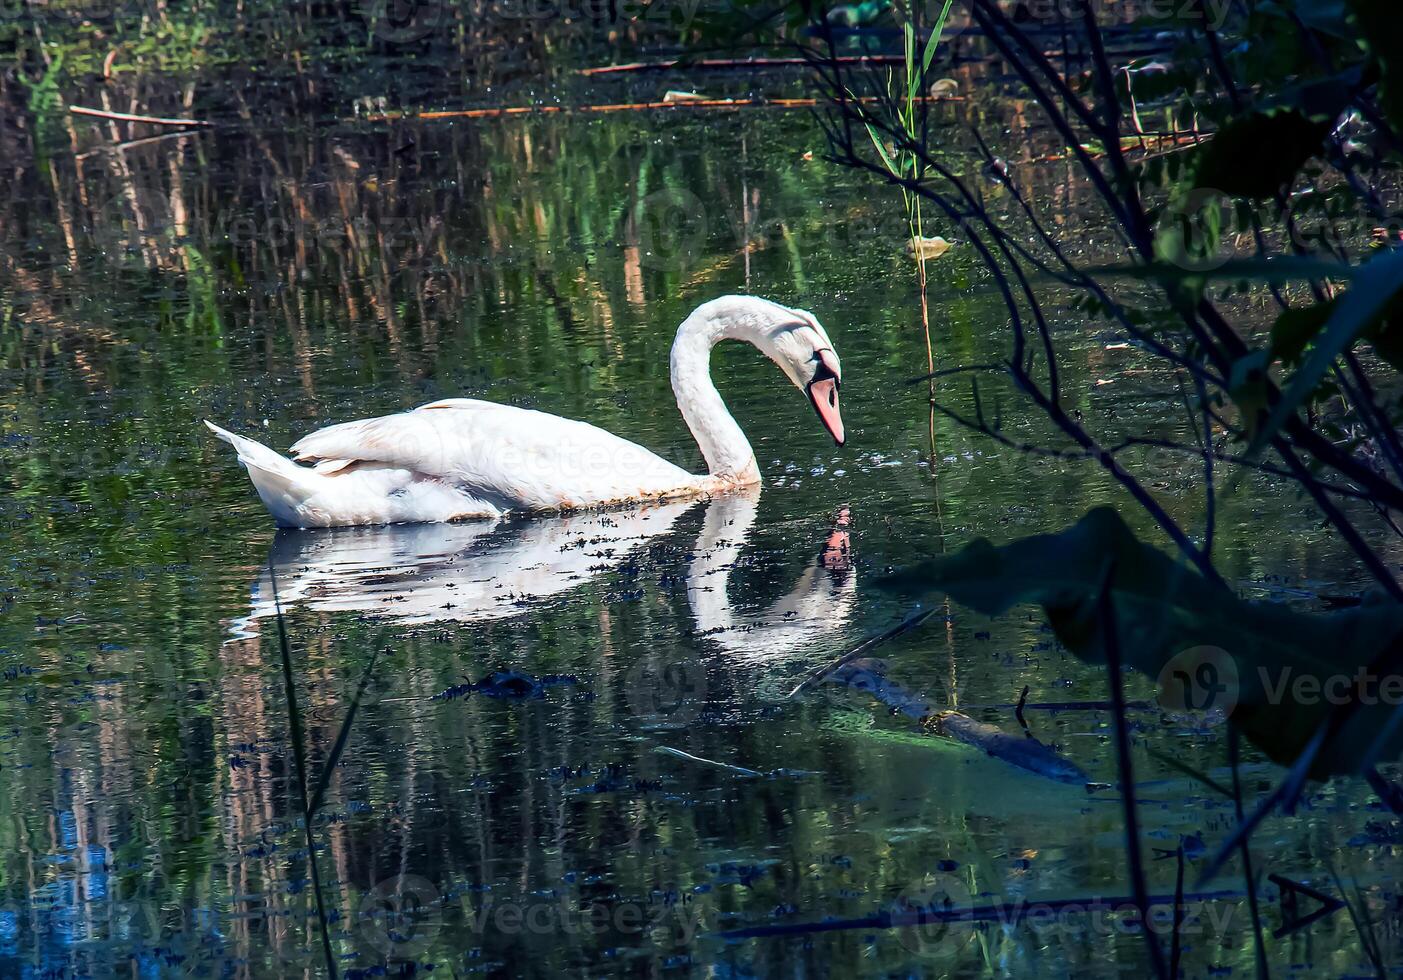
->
<box><xmin>207</xmin><ymin>296</ymin><xmax>845</xmax><ymax>529</ymax></box>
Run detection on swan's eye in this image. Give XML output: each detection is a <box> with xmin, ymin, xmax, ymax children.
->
<box><xmin>811</xmin><ymin>348</ymin><xmax>841</xmax><ymax>388</ymax></box>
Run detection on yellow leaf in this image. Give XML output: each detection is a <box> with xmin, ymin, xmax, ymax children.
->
<box><xmin>906</xmin><ymin>235</ymin><xmax>951</xmax><ymax>260</ymax></box>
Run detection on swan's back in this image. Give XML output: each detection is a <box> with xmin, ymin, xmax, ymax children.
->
<box><xmin>289</xmin><ymin>398</ymin><xmax>703</xmax><ymax>513</ymax></box>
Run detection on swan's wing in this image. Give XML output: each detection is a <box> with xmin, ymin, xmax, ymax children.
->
<box><xmin>289</xmin><ymin>398</ymin><xmax>700</xmax><ymax>511</ymax></box>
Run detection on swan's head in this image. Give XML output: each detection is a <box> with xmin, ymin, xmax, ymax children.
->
<box><xmin>700</xmin><ymin>295</ymin><xmax>846</xmax><ymax>446</ymax></box>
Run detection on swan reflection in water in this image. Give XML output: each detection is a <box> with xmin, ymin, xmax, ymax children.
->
<box><xmin>686</xmin><ymin>494</ymin><xmax>854</xmax><ymax>659</ymax></box>
<box><xmin>229</xmin><ymin>492</ymin><xmax>855</xmax><ymax>660</ymax></box>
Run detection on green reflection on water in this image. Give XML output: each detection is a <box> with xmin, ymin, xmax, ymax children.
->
<box><xmin>0</xmin><ymin>93</ymin><xmax>1388</xmax><ymax>977</ymax></box>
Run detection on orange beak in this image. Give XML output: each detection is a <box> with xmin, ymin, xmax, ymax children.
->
<box><xmin>807</xmin><ymin>350</ymin><xmax>845</xmax><ymax>446</ymax></box>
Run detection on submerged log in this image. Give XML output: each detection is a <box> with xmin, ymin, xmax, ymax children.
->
<box><xmin>831</xmin><ymin>658</ymin><xmax>1089</xmax><ymax>786</ymax></box>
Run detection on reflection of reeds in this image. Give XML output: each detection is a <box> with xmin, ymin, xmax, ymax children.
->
<box><xmin>849</xmin><ymin>2</ymin><xmax>961</xmax><ymax>699</ymax></box>
<box><xmin>268</xmin><ymin>558</ymin><xmax>339</xmax><ymax>978</ymax></box>
<box><xmin>267</xmin><ymin>551</ymin><xmax>392</xmax><ymax>975</ymax></box>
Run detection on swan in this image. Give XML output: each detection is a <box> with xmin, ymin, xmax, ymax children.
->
<box><xmin>206</xmin><ymin>296</ymin><xmax>845</xmax><ymax>529</ymax></box>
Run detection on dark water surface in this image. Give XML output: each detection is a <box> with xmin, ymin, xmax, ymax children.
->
<box><xmin>0</xmin><ymin>62</ymin><xmax>1395</xmax><ymax>978</ymax></box>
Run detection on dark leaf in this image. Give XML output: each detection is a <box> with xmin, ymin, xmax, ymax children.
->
<box><xmin>1190</xmin><ymin>110</ymin><xmax>1330</xmax><ymax>199</ymax></box>
<box><xmin>880</xmin><ymin>508</ymin><xmax>1403</xmax><ymax>779</ymax></box>
<box><xmin>1347</xmin><ymin>0</ymin><xmax>1403</xmax><ymax>135</ymax></box>
<box><xmin>1260</xmin><ymin>0</ymin><xmax>1353</xmax><ymax>39</ymax></box>
<box><xmin>1227</xmin><ymin>350</ymin><xmax>1271</xmax><ymax>437</ymax></box>
<box><xmin>1271</xmin><ymin>300</ymin><xmax>1335</xmax><ymax>367</ymax></box>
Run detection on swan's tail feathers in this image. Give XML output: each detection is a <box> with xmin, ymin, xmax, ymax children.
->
<box><xmin>205</xmin><ymin>421</ymin><xmax>316</xmax><ymax>527</ymax></box>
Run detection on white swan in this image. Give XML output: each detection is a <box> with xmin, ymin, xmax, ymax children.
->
<box><xmin>206</xmin><ymin>296</ymin><xmax>845</xmax><ymax>529</ymax></box>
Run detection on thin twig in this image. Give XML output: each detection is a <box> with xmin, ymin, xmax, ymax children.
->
<box><xmin>655</xmin><ymin>745</ymin><xmax>762</xmax><ymax>777</ymax></box>
<box><xmin>69</xmin><ymin>104</ymin><xmax>213</xmax><ymax>127</ymax></box>
<box><xmin>579</xmin><ymin>54</ymin><xmax>912</xmax><ymax>74</ymax></box>
<box><xmin>1097</xmin><ymin>561</ymin><xmax>1169</xmax><ymax>980</ymax></box>
<box><xmin>1229</xmin><ymin>728</ymin><xmax>1270</xmax><ymax>980</ymax></box>
<box><xmin>269</xmin><ymin>558</ymin><xmax>339</xmax><ymax>980</ymax></box>
<box><xmin>307</xmin><ymin>645</ymin><xmax>384</xmax><ymax>816</ymax></box>
<box><xmin>787</xmin><ymin>606</ymin><xmax>940</xmax><ymax>698</ymax></box>
<box><xmin>365</xmin><ymin>94</ymin><xmax>959</xmax><ymax>122</ymax></box>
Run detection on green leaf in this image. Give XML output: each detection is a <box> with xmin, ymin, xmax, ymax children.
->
<box><xmin>904</xmin><ymin>19</ymin><xmax>917</xmax><ymax>103</ymax></box>
<box><xmin>1251</xmin><ymin>248</ymin><xmax>1403</xmax><ymax>456</ymax></box>
<box><xmin>1263</xmin><ymin>66</ymin><xmax>1364</xmax><ymax>122</ymax></box>
<box><xmin>880</xmin><ymin>508</ymin><xmax>1403</xmax><ymax>779</ymax></box>
<box><xmin>1189</xmin><ymin>110</ymin><xmax>1331</xmax><ymax>199</ymax></box>
<box><xmin>1370</xmin><ymin>315</ymin><xmax>1403</xmax><ymax>371</ymax></box>
<box><xmin>864</xmin><ymin>120</ymin><xmax>900</xmax><ymax>178</ymax></box>
<box><xmin>922</xmin><ymin>0</ymin><xmax>955</xmax><ymax>75</ymax></box>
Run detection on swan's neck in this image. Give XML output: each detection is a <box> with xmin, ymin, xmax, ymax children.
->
<box><xmin>670</xmin><ymin>308</ymin><xmax>761</xmax><ymax>484</ymax></box>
